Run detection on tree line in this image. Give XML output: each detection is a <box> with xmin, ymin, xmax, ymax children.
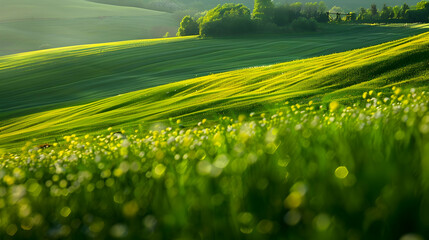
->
<box><xmin>177</xmin><ymin>0</ymin><xmax>429</xmax><ymax>37</ymax></box>
<box><xmin>354</xmin><ymin>1</ymin><xmax>429</xmax><ymax>23</ymax></box>
<box><xmin>177</xmin><ymin>1</ymin><xmax>328</xmax><ymax>37</ymax></box>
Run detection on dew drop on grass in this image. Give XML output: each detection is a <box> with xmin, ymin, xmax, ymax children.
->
<box><xmin>284</xmin><ymin>192</ymin><xmax>303</xmax><ymax>209</ymax></box>
<box><xmin>238</xmin><ymin>212</ymin><xmax>253</xmax><ymax>224</ymax></box>
<box><xmin>60</xmin><ymin>207</ymin><xmax>71</xmax><ymax>218</ymax></box>
<box><xmin>284</xmin><ymin>210</ymin><xmax>301</xmax><ymax>226</ymax></box>
<box><xmin>240</xmin><ymin>227</ymin><xmax>254</xmax><ymax>234</ymax></box>
<box><xmin>153</xmin><ymin>164</ymin><xmax>166</xmax><ymax>179</ymax></box>
<box><xmin>335</xmin><ymin>166</ymin><xmax>349</xmax><ymax>179</ymax></box>
<box><xmin>110</xmin><ymin>224</ymin><xmax>128</xmax><ymax>238</ymax></box>
<box><xmin>257</xmin><ymin>219</ymin><xmax>274</xmax><ymax>234</ymax></box>
<box><xmin>400</xmin><ymin>233</ymin><xmax>424</xmax><ymax>240</ymax></box>
<box><xmin>213</xmin><ymin>154</ymin><xmax>229</xmax><ymax>169</ymax></box>
<box><xmin>197</xmin><ymin>160</ymin><xmax>212</xmax><ymax>175</ymax></box>
<box><xmin>122</xmin><ymin>200</ymin><xmax>139</xmax><ymax>218</ymax></box>
<box><xmin>6</xmin><ymin>224</ymin><xmax>18</xmax><ymax>236</ymax></box>
<box><xmin>314</xmin><ymin>213</ymin><xmax>331</xmax><ymax>231</ymax></box>
<box><xmin>143</xmin><ymin>215</ymin><xmax>157</xmax><ymax>230</ymax></box>
<box><xmin>329</xmin><ymin>101</ymin><xmax>340</xmax><ymax>112</ymax></box>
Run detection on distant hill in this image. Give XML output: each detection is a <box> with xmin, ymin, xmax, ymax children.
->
<box><xmin>0</xmin><ymin>0</ymin><xmax>179</xmax><ymax>55</ymax></box>
<box><xmin>88</xmin><ymin>0</ymin><xmax>422</xmax><ymax>13</ymax></box>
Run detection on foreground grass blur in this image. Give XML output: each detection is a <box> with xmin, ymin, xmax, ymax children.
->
<box><xmin>1</xmin><ymin>88</ymin><xmax>428</xmax><ymax>239</ymax></box>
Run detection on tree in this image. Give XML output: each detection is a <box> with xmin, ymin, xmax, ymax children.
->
<box><xmin>399</xmin><ymin>3</ymin><xmax>409</xmax><ymax>19</ymax></box>
<box><xmin>199</xmin><ymin>4</ymin><xmax>252</xmax><ymax>37</ymax></box>
<box><xmin>406</xmin><ymin>8</ymin><xmax>429</xmax><ymax>22</ymax></box>
<box><xmin>290</xmin><ymin>2</ymin><xmax>303</xmax><ymax>16</ymax></box>
<box><xmin>416</xmin><ymin>1</ymin><xmax>429</xmax><ymax>10</ymax></box>
<box><xmin>329</xmin><ymin>6</ymin><xmax>343</xmax><ymax>14</ymax></box>
<box><xmin>346</xmin><ymin>12</ymin><xmax>357</xmax><ymax>21</ymax></box>
<box><xmin>302</xmin><ymin>2</ymin><xmax>318</xmax><ymax>19</ymax></box>
<box><xmin>176</xmin><ymin>16</ymin><xmax>199</xmax><ymax>36</ymax></box>
<box><xmin>367</xmin><ymin>4</ymin><xmax>379</xmax><ymax>21</ymax></box>
<box><xmin>252</xmin><ymin>0</ymin><xmax>274</xmax><ymax>22</ymax></box>
<box><xmin>318</xmin><ymin>1</ymin><xmax>327</xmax><ymax>14</ymax></box>
<box><xmin>380</xmin><ymin>4</ymin><xmax>393</xmax><ymax>20</ymax></box>
<box><xmin>393</xmin><ymin>5</ymin><xmax>401</xmax><ymax>19</ymax></box>
<box><xmin>329</xmin><ymin>6</ymin><xmax>343</xmax><ymax>21</ymax></box>
<box><xmin>316</xmin><ymin>11</ymin><xmax>330</xmax><ymax>23</ymax></box>
<box><xmin>388</xmin><ymin>6</ymin><xmax>395</xmax><ymax>19</ymax></box>
<box><xmin>405</xmin><ymin>1</ymin><xmax>429</xmax><ymax>22</ymax></box>
<box><xmin>370</xmin><ymin>4</ymin><xmax>378</xmax><ymax>17</ymax></box>
<box><xmin>357</xmin><ymin>7</ymin><xmax>367</xmax><ymax>20</ymax></box>
<box><xmin>273</xmin><ymin>4</ymin><xmax>301</xmax><ymax>26</ymax></box>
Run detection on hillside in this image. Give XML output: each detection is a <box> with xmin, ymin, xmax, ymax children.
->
<box><xmin>1</xmin><ymin>30</ymin><xmax>428</xmax><ymax>149</ymax></box>
<box><xmin>0</xmin><ymin>0</ymin><xmax>178</xmax><ymax>55</ymax></box>
<box><xmin>1</xmin><ymin>24</ymin><xmax>428</xmax><ymax>119</ymax></box>
<box><xmin>88</xmin><ymin>0</ymin><xmax>422</xmax><ymax>13</ymax></box>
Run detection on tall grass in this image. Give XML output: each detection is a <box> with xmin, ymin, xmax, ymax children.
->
<box><xmin>0</xmin><ymin>88</ymin><xmax>428</xmax><ymax>239</ymax></box>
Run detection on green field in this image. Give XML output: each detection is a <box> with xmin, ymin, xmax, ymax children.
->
<box><xmin>1</xmin><ymin>82</ymin><xmax>428</xmax><ymax>239</ymax></box>
<box><xmin>1</xmin><ymin>28</ymin><xmax>429</xmax><ymax>150</ymax></box>
<box><xmin>0</xmin><ymin>0</ymin><xmax>178</xmax><ymax>56</ymax></box>
<box><xmin>1</xmin><ymin>24</ymin><xmax>428</xmax><ymax>119</ymax></box>
<box><xmin>1</xmin><ymin>13</ymin><xmax>429</xmax><ymax>238</ymax></box>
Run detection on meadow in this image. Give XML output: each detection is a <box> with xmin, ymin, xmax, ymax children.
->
<box><xmin>1</xmin><ymin>28</ymin><xmax>428</xmax><ymax>150</ymax></box>
<box><xmin>0</xmin><ymin>9</ymin><xmax>428</xmax><ymax>238</ymax></box>
<box><xmin>1</xmin><ymin>24</ymin><xmax>428</xmax><ymax>117</ymax></box>
<box><xmin>0</xmin><ymin>0</ymin><xmax>178</xmax><ymax>56</ymax></box>
<box><xmin>0</xmin><ymin>87</ymin><xmax>428</xmax><ymax>239</ymax></box>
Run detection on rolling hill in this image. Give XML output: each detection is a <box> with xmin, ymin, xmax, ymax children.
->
<box><xmin>89</xmin><ymin>0</ymin><xmax>423</xmax><ymax>13</ymax></box>
<box><xmin>0</xmin><ymin>0</ymin><xmax>178</xmax><ymax>55</ymax></box>
<box><xmin>1</xmin><ymin>24</ymin><xmax>428</xmax><ymax>120</ymax></box>
<box><xmin>1</xmin><ymin>29</ymin><xmax>428</xmax><ymax>149</ymax></box>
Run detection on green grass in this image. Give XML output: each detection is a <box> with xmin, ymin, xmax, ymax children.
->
<box><xmin>1</xmin><ymin>18</ymin><xmax>429</xmax><ymax>239</ymax></box>
<box><xmin>0</xmin><ymin>0</ymin><xmax>179</xmax><ymax>56</ymax></box>
<box><xmin>1</xmin><ymin>29</ymin><xmax>429</xmax><ymax>150</ymax></box>
<box><xmin>1</xmin><ymin>88</ymin><xmax>428</xmax><ymax>239</ymax></box>
<box><xmin>1</xmin><ymin>24</ymin><xmax>428</xmax><ymax>118</ymax></box>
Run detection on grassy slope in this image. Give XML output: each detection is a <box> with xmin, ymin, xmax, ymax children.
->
<box><xmin>88</xmin><ymin>0</ymin><xmax>422</xmax><ymax>12</ymax></box>
<box><xmin>0</xmin><ymin>0</ymin><xmax>178</xmax><ymax>55</ymax></box>
<box><xmin>1</xmin><ymin>24</ymin><xmax>428</xmax><ymax>117</ymax></box>
<box><xmin>1</xmin><ymin>30</ymin><xmax>428</xmax><ymax>149</ymax></box>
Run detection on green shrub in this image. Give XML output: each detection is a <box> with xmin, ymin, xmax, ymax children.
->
<box><xmin>291</xmin><ymin>17</ymin><xmax>318</xmax><ymax>31</ymax></box>
<box><xmin>273</xmin><ymin>4</ymin><xmax>302</xmax><ymax>26</ymax></box>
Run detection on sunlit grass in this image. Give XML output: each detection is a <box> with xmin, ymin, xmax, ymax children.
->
<box><xmin>0</xmin><ymin>22</ymin><xmax>428</xmax><ymax>240</ymax></box>
<box><xmin>1</xmin><ymin>24</ymin><xmax>428</xmax><ymax>118</ymax></box>
<box><xmin>1</xmin><ymin>30</ymin><xmax>429</xmax><ymax>149</ymax></box>
<box><xmin>1</xmin><ymin>88</ymin><xmax>428</xmax><ymax>239</ymax></box>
